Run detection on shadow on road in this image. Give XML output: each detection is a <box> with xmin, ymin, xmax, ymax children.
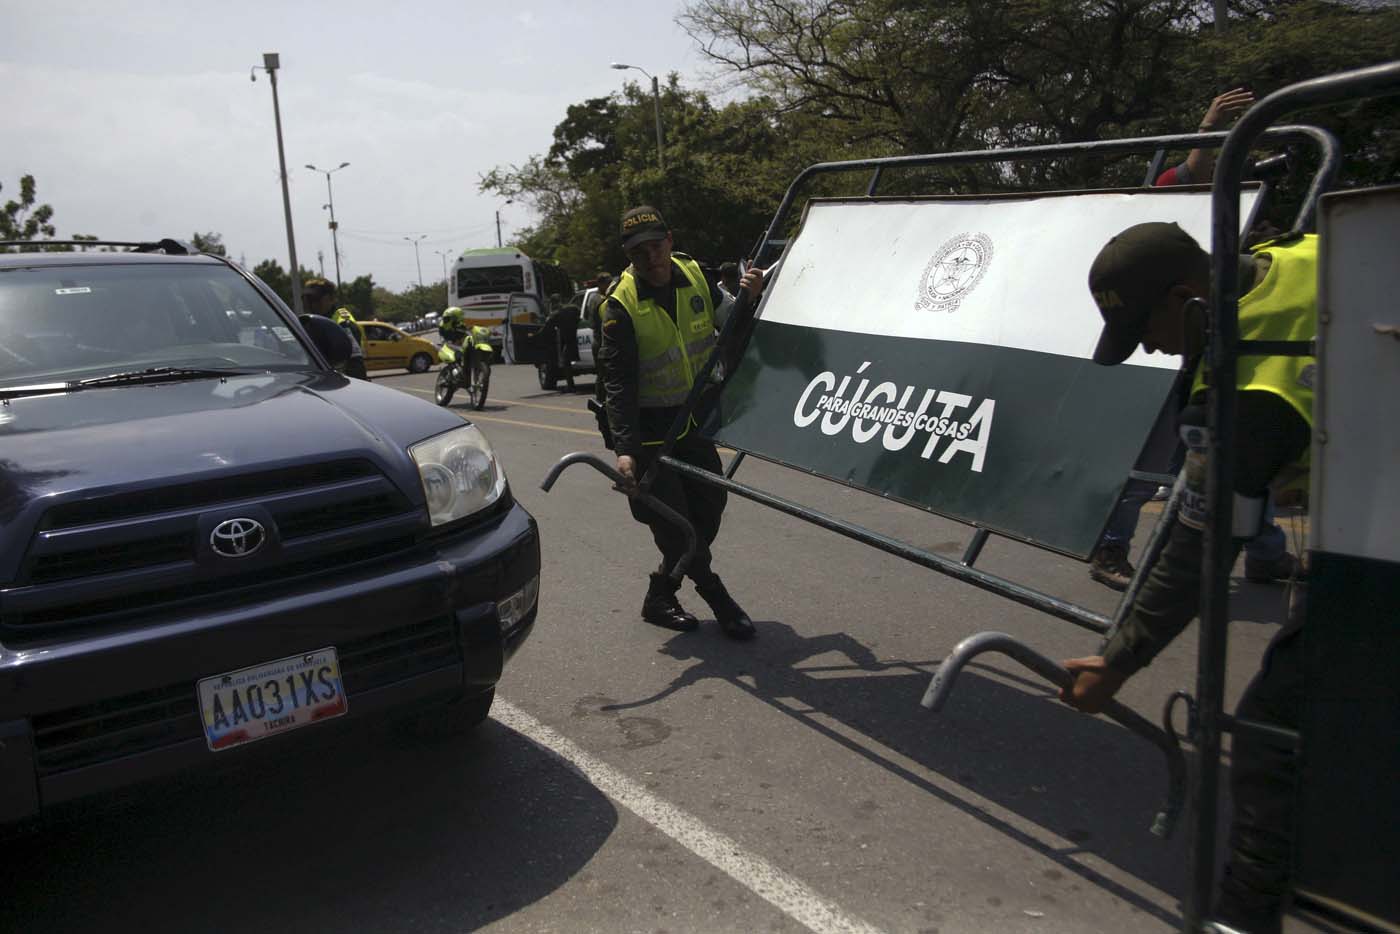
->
<box><xmin>0</xmin><ymin>714</ymin><xmax>618</xmax><ymax>933</ymax></box>
<box><xmin>601</xmin><ymin>619</ymin><xmax>1220</xmax><ymax>928</ymax></box>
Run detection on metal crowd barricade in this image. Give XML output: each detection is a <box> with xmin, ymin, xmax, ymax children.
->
<box><xmin>538</xmin><ymin>62</ymin><xmax>1400</xmax><ymax>930</ymax></box>
<box><xmin>1188</xmin><ymin>61</ymin><xmax>1400</xmax><ymax>931</ymax></box>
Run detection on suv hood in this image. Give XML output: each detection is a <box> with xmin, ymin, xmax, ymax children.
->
<box><xmin>0</xmin><ymin>371</ymin><xmax>465</xmax><ymax>529</ymax></box>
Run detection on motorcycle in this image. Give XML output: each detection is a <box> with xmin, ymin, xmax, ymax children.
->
<box><xmin>435</xmin><ymin>327</ymin><xmax>492</xmax><ymax>410</ymax></box>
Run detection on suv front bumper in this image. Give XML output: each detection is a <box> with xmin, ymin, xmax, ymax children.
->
<box><xmin>0</xmin><ymin>501</ymin><xmax>539</xmax><ymax>824</ymax></box>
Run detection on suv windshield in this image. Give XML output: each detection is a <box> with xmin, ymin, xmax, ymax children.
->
<box><xmin>0</xmin><ymin>261</ymin><xmax>312</xmax><ymax>387</ymax></box>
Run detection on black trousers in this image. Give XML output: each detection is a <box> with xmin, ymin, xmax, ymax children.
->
<box><xmin>628</xmin><ymin>433</ymin><xmax>727</xmax><ymax>586</ymax></box>
<box><xmin>1216</xmin><ymin>593</ymin><xmax>1305</xmax><ymax>934</ymax></box>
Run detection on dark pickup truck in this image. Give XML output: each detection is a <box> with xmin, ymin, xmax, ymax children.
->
<box><xmin>0</xmin><ymin>241</ymin><xmax>540</xmax><ymax>823</ymax></box>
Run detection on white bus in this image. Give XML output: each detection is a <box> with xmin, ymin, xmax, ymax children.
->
<box><xmin>448</xmin><ymin>247</ymin><xmax>573</xmax><ymax>362</ymax></box>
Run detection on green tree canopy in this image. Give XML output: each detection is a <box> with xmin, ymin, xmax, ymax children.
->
<box><xmin>191</xmin><ymin>232</ymin><xmax>227</xmax><ymax>256</ymax></box>
<box><xmin>372</xmin><ymin>282</ymin><xmax>447</xmax><ymax>323</ymax></box>
<box><xmin>483</xmin><ymin>1</ymin><xmax>1397</xmax><ymax>274</ymax></box>
<box><xmin>2</xmin><ymin>175</ymin><xmax>98</xmax><ymax>252</ymax></box>
<box><xmin>252</xmin><ymin>260</ymin><xmax>319</xmax><ymax>309</ymax></box>
<box><xmin>340</xmin><ymin>274</ymin><xmax>377</xmax><ymax>320</ymax></box>
<box><xmin>481</xmin><ymin>80</ymin><xmax>833</xmax><ymax>275</ymax></box>
<box><xmin>680</xmin><ymin>0</ymin><xmax>1400</xmax><ymax>191</ymax></box>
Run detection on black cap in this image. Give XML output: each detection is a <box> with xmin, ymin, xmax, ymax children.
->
<box><xmin>620</xmin><ymin>205</ymin><xmax>668</xmax><ymax>251</ymax></box>
<box><xmin>1088</xmin><ymin>222</ymin><xmax>1207</xmax><ymax>365</ymax></box>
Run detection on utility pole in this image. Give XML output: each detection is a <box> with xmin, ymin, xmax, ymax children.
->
<box><xmin>433</xmin><ymin>249</ymin><xmax>451</xmax><ymax>292</ymax></box>
<box><xmin>253</xmin><ymin>52</ymin><xmax>303</xmax><ymax>314</ymax></box>
<box><xmin>317</xmin><ymin>249</ymin><xmax>325</xmax><ymax>277</ymax></box>
<box><xmin>404</xmin><ymin>234</ymin><xmax>427</xmax><ymax>288</ymax></box>
<box><xmin>495</xmin><ymin>199</ymin><xmax>514</xmax><ymax>248</ymax></box>
<box><xmin>1214</xmin><ymin>0</ymin><xmax>1228</xmax><ymax>33</ymax></box>
<box><xmin>306</xmin><ymin>162</ymin><xmax>350</xmax><ymax>288</ymax></box>
<box><xmin>611</xmin><ymin>63</ymin><xmax>664</xmax><ymax>171</ymax></box>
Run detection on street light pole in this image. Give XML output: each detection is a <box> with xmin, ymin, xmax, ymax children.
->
<box><xmin>253</xmin><ymin>52</ymin><xmax>303</xmax><ymax>314</ymax></box>
<box><xmin>306</xmin><ymin>161</ymin><xmax>350</xmax><ymax>288</ymax></box>
<box><xmin>495</xmin><ymin>198</ymin><xmax>514</xmax><ymax>248</ymax></box>
<box><xmin>611</xmin><ymin>62</ymin><xmax>664</xmax><ymax>171</ymax></box>
<box><xmin>433</xmin><ymin>249</ymin><xmax>451</xmax><ymax>291</ymax></box>
<box><xmin>404</xmin><ymin>234</ymin><xmax>427</xmax><ymax>288</ymax></box>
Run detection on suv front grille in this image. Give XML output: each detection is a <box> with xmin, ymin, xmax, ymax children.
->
<box><xmin>26</xmin><ymin>531</ymin><xmax>195</xmax><ymax>585</ymax></box>
<box><xmin>3</xmin><ymin>459</ymin><xmax>424</xmax><ymax>637</ymax></box>
<box><xmin>30</xmin><ymin>618</ymin><xmax>459</xmax><ymax>776</ymax></box>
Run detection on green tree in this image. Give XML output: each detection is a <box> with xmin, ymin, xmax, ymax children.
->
<box><xmin>679</xmin><ymin>0</ymin><xmax>1400</xmax><ymax>191</ymax></box>
<box><xmin>2</xmin><ymin>175</ymin><xmax>99</xmax><ymax>252</ymax></box>
<box><xmin>191</xmin><ymin>231</ymin><xmax>227</xmax><ymax>256</ymax></box>
<box><xmin>481</xmin><ymin>80</ymin><xmax>832</xmax><ymax>274</ymax></box>
<box><xmin>252</xmin><ymin>260</ymin><xmax>319</xmax><ymax>309</ymax></box>
<box><xmin>373</xmin><ymin>282</ymin><xmax>447</xmax><ymax>323</ymax></box>
<box><xmin>2</xmin><ymin>175</ymin><xmax>55</xmax><ymax>243</ymax></box>
<box><xmin>340</xmin><ymin>274</ymin><xmax>377</xmax><ymax>320</ymax></box>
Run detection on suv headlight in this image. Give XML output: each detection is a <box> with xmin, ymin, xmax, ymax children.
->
<box><xmin>410</xmin><ymin>425</ymin><xmax>507</xmax><ymax>525</ymax></box>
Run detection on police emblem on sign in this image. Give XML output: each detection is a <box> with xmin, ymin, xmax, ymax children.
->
<box><xmin>917</xmin><ymin>233</ymin><xmax>994</xmax><ymax>313</ymax></box>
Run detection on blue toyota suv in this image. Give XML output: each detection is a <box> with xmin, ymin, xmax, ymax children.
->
<box><xmin>0</xmin><ymin>240</ymin><xmax>540</xmax><ymax>824</ymax></box>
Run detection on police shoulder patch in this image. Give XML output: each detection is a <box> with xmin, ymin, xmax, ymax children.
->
<box><xmin>690</xmin><ymin>295</ymin><xmax>704</xmax><ymax>313</ymax></box>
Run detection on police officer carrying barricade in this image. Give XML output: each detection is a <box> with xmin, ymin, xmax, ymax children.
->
<box><xmin>599</xmin><ymin>205</ymin><xmax>765</xmax><ymax>640</ymax></box>
<box><xmin>301</xmin><ymin>278</ymin><xmax>368</xmax><ymax>379</ymax></box>
<box><xmin>1062</xmin><ymin>222</ymin><xmax>1316</xmax><ymax>934</ymax></box>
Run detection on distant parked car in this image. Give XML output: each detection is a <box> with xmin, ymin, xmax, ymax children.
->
<box><xmin>359</xmin><ymin>321</ymin><xmax>438</xmax><ymax>373</ymax></box>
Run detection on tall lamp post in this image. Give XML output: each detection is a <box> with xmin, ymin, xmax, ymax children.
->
<box><xmin>251</xmin><ymin>52</ymin><xmax>303</xmax><ymax>314</ymax></box>
<box><xmin>404</xmin><ymin>234</ymin><xmax>427</xmax><ymax>289</ymax></box>
<box><xmin>610</xmin><ymin>62</ymin><xmax>664</xmax><ymax>171</ymax></box>
<box><xmin>433</xmin><ymin>249</ymin><xmax>451</xmax><ymax>292</ymax></box>
<box><xmin>495</xmin><ymin>199</ymin><xmax>514</xmax><ymax>248</ymax></box>
<box><xmin>306</xmin><ymin>161</ymin><xmax>350</xmax><ymax>288</ymax></box>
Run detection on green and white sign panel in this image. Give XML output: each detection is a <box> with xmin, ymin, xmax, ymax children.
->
<box><xmin>714</xmin><ymin>190</ymin><xmax>1257</xmax><ymax>557</ymax></box>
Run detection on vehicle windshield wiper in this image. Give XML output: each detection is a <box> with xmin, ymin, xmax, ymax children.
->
<box><xmin>71</xmin><ymin>366</ymin><xmax>257</xmax><ymax>388</ymax></box>
<box><xmin>0</xmin><ymin>366</ymin><xmax>258</xmax><ymax>401</ymax></box>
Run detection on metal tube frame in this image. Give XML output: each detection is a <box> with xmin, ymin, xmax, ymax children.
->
<box><xmin>1189</xmin><ymin>60</ymin><xmax>1400</xmax><ymax>931</ymax></box>
<box><xmin>660</xmin><ymin>455</ymin><xmax>1111</xmax><ymax>634</ymax></box>
<box><xmin>920</xmin><ymin>630</ymin><xmax>1186</xmax><ymax>839</ymax></box>
<box><xmin>635</xmin><ymin>124</ymin><xmax>1340</xmax><ymax>625</ymax></box>
<box><xmin>542</xmin><ymin>99</ymin><xmax>1387</xmax><ymax>929</ymax></box>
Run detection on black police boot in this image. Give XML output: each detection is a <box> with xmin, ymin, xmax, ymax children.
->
<box><xmin>641</xmin><ymin>573</ymin><xmax>699</xmax><ymax>632</ymax></box>
<box><xmin>695</xmin><ymin>578</ymin><xmax>756</xmax><ymax>640</ymax></box>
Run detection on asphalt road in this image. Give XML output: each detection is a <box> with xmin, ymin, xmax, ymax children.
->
<box><xmin>1</xmin><ymin>362</ymin><xmax>1321</xmax><ymax>934</ymax></box>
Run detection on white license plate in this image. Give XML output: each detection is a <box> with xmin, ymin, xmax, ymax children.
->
<box><xmin>197</xmin><ymin>647</ymin><xmax>347</xmax><ymax>751</ymax></box>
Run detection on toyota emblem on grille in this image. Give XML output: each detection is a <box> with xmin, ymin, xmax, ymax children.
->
<box><xmin>210</xmin><ymin>518</ymin><xmax>266</xmax><ymax>558</ymax></box>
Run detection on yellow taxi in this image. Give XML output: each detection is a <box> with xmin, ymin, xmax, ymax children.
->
<box><xmin>358</xmin><ymin>321</ymin><xmax>439</xmax><ymax>373</ymax></box>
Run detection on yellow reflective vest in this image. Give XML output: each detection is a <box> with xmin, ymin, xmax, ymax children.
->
<box><xmin>333</xmin><ymin>307</ymin><xmax>365</xmax><ymax>347</ymax></box>
<box><xmin>610</xmin><ymin>253</ymin><xmax>718</xmax><ymax>420</ymax></box>
<box><xmin>1191</xmin><ymin>234</ymin><xmax>1317</xmax><ymax>429</ymax></box>
<box><xmin>1191</xmin><ymin>234</ymin><xmax>1317</xmax><ymax>492</ymax></box>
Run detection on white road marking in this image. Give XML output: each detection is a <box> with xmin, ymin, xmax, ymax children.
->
<box><xmin>494</xmin><ymin>698</ymin><xmax>884</xmax><ymax>934</ymax></box>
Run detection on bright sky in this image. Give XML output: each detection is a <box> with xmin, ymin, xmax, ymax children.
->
<box><xmin>4</xmin><ymin>0</ymin><xmax>714</xmax><ymax>291</ymax></box>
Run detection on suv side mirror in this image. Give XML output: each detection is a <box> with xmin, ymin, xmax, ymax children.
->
<box><xmin>299</xmin><ymin>314</ymin><xmax>353</xmax><ymax>369</ymax></box>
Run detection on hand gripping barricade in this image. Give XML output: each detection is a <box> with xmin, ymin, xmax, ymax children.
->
<box><xmin>541</xmin><ymin>61</ymin><xmax>1400</xmax><ymax>932</ymax></box>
